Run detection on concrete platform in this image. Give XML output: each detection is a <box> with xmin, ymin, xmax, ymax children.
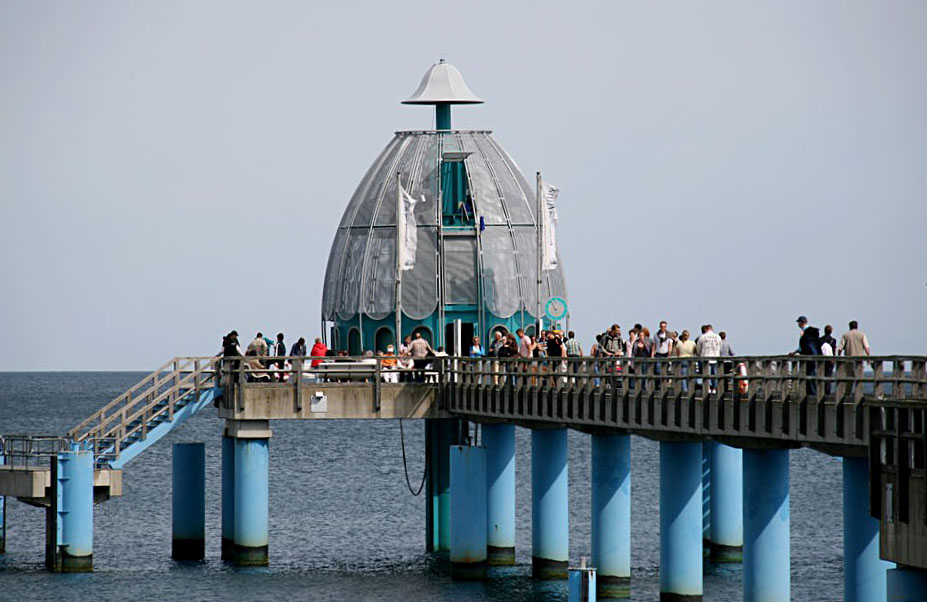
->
<box><xmin>218</xmin><ymin>382</ymin><xmax>447</xmax><ymax>421</ymax></box>
<box><xmin>0</xmin><ymin>465</ymin><xmax>122</xmax><ymax>505</ymax></box>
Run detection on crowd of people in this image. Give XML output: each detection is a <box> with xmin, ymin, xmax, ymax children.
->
<box><xmin>218</xmin><ymin>318</ymin><xmax>872</xmax><ymax>390</ymax></box>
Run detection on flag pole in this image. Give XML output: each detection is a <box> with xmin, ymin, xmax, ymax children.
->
<box><xmin>395</xmin><ymin>173</ymin><xmax>403</xmax><ymax>349</ymax></box>
<box><xmin>536</xmin><ymin>171</ymin><xmax>543</xmax><ymax>336</ymax></box>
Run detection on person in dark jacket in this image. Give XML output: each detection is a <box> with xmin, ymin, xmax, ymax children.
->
<box><xmin>795</xmin><ymin>316</ymin><xmax>822</xmax><ymax>396</ymax></box>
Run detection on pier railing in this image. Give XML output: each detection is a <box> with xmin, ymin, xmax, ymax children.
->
<box><xmin>0</xmin><ymin>436</ymin><xmax>70</xmax><ymax>469</ymax></box>
<box><xmin>442</xmin><ymin>355</ymin><xmax>927</xmax><ymax>453</ymax></box>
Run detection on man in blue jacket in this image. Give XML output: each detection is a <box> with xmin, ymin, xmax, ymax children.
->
<box><xmin>795</xmin><ymin>316</ymin><xmax>822</xmax><ymax>396</ymax></box>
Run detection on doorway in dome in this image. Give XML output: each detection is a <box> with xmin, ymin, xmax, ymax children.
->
<box><xmin>445</xmin><ymin>322</ymin><xmax>474</xmax><ymax>356</ymax></box>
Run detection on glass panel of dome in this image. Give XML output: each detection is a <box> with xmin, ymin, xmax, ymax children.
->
<box><xmin>340</xmin><ymin>136</ymin><xmax>402</xmax><ymax>229</ymax></box>
<box><xmin>321</xmin><ymin>228</ymin><xmax>348</xmax><ymax>320</ymax></box>
<box><xmin>481</xmin><ymin>226</ymin><xmax>520</xmax><ymax>318</ymax></box>
<box><xmin>401</xmin><ymin>225</ymin><xmax>439</xmax><ymax>319</ymax></box>
<box><xmin>485</xmin><ymin>137</ymin><xmax>533</xmax><ymax>225</ymax></box>
<box><xmin>459</xmin><ymin>133</ymin><xmax>507</xmax><ymax>225</ymax></box>
<box><xmin>376</xmin><ymin>135</ymin><xmax>425</xmax><ymax>226</ymax></box>
<box><xmin>444</xmin><ymin>237</ymin><xmax>477</xmax><ymax>304</ymax></box>
<box><xmin>413</xmin><ymin>134</ymin><xmax>439</xmax><ymax>226</ymax></box>
<box><xmin>361</xmin><ymin>229</ymin><xmax>396</xmax><ymax>320</ymax></box>
<box><xmin>336</xmin><ymin>228</ymin><xmax>368</xmax><ymax>320</ymax></box>
<box><xmin>354</xmin><ymin>137</ymin><xmax>412</xmax><ymax>228</ymax></box>
<box><xmin>513</xmin><ymin>226</ymin><xmax>539</xmax><ymax>314</ymax></box>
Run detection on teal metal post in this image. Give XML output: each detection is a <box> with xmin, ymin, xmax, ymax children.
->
<box><xmin>886</xmin><ymin>567</ymin><xmax>927</xmax><ymax>600</ymax></box>
<box><xmin>233</xmin><ymin>437</ymin><xmax>269</xmax><ymax>566</ymax></box>
<box><xmin>47</xmin><ymin>449</ymin><xmax>94</xmax><ymax>572</ymax></box>
<box><xmin>591</xmin><ymin>433</ymin><xmax>631</xmax><ymax>598</ymax></box>
<box><xmin>743</xmin><ymin>448</ymin><xmax>790</xmax><ymax>602</ymax></box>
<box><xmin>450</xmin><ymin>444</ymin><xmax>487</xmax><ymax>579</ymax></box>
<box><xmin>483</xmin><ymin>423</ymin><xmax>515</xmax><ymax>565</ymax></box>
<box><xmin>221</xmin><ymin>434</ymin><xmax>234</xmax><ymax>560</ymax></box>
<box><xmin>843</xmin><ymin>457</ymin><xmax>892</xmax><ymax>602</ymax></box>
<box><xmin>709</xmin><ymin>442</ymin><xmax>743</xmax><ymax>562</ymax></box>
<box><xmin>569</xmin><ymin>563</ymin><xmax>598</xmax><ymax>602</ymax></box>
<box><xmin>425</xmin><ymin>420</ymin><xmax>435</xmax><ymax>552</ymax></box>
<box><xmin>436</xmin><ymin>103</ymin><xmax>451</xmax><ymax>130</ymax></box>
<box><xmin>659</xmin><ymin>441</ymin><xmax>703</xmax><ymax>600</ymax></box>
<box><xmin>430</xmin><ymin>418</ymin><xmax>461</xmax><ymax>553</ymax></box>
<box><xmin>172</xmin><ymin>443</ymin><xmax>205</xmax><ymax>560</ymax></box>
<box><xmin>532</xmin><ymin>428</ymin><xmax>569</xmax><ymax>579</ymax></box>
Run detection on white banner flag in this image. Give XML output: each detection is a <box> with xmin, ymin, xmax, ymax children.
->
<box><xmin>398</xmin><ymin>186</ymin><xmax>420</xmax><ymax>271</ymax></box>
<box><xmin>540</xmin><ymin>180</ymin><xmax>559</xmax><ymax>270</ymax></box>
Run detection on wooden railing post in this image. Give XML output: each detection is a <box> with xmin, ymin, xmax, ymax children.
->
<box><xmin>294</xmin><ymin>357</ymin><xmax>303</xmax><ymax>413</ymax></box>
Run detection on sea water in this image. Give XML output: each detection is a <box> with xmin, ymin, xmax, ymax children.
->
<box><xmin>0</xmin><ymin>373</ymin><xmax>843</xmax><ymax>601</ymax></box>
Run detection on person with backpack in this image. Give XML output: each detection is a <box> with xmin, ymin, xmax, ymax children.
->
<box><xmin>794</xmin><ymin>316</ymin><xmax>822</xmax><ymax>396</ymax></box>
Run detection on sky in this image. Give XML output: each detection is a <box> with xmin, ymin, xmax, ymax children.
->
<box><xmin>1</xmin><ymin>1</ymin><xmax>924</xmax><ymax>371</ymax></box>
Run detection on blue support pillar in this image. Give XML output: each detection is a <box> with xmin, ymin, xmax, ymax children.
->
<box><xmin>591</xmin><ymin>433</ymin><xmax>631</xmax><ymax>598</ymax></box>
<box><xmin>702</xmin><ymin>441</ymin><xmax>711</xmax><ymax>558</ymax></box>
<box><xmin>172</xmin><ymin>442</ymin><xmax>205</xmax><ymax>561</ymax></box>
<box><xmin>46</xmin><ymin>449</ymin><xmax>93</xmax><ymax>572</ymax></box>
<box><xmin>532</xmin><ymin>428</ymin><xmax>569</xmax><ymax>579</ymax></box>
<box><xmin>221</xmin><ymin>434</ymin><xmax>234</xmax><ymax>560</ymax></box>
<box><xmin>483</xmin><ymin>423</ymin><xmax>515</xmax><ymax>565</ymax></box>
<box><xmin>428</xmin><ymin>418</ymin><xmax>462</xmax><ymax>553</ymax></box>
<box><xmin>450</xmin><ymin>445</ymin><xmax>487</xmax><ymax>579</ymax></box>
<box><xmin>843</xmin><ymin>457</ymin><xmax>892</xmax><ymax>602</ymax></box>
<box><xmin>709</xmin><ymin>442</ymin><xmax>743</xmax><ymax>563</ymax></box>
<box><xmin>886</xmin><ymin>567</ymin><xmax>927</xmax><ymax>601</ymax></box>
<box><xmin>659</xmin><ymin>441</ymin><xmax>703</xmax><ymax>600</ymax></box>
<box><xmin>743</xmin><ymin>448</ymin><xmax>790</xmax><ymax>602</ymax></box>
<box><xmin>233</xmin><ymin>435</ymin><xmax>269</xmax><ymax>566</ymax></box>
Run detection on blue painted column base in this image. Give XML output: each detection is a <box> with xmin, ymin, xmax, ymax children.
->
<box><xmin>221</xmin><ymin>434</ymin><xmax>235</xmax><ymax>560</ymax></box>
<box><xmin>232</xmin><ymin>431</ymin><xmax>270</xmax><ymax>566</ymax></box>
<box><xmin>886</xmin><ymin>566</ymin><xmax>927</xmax><ymax>601</ymax></box>
<box><xmin>660</xmin><ymin>441</ymin><xmax>703</xmax><ymax>601</ymax></box>
<box><xmin>450</xmin><ymin>445</ymin><xmax>487</xmax><ymax>580</ymax></box>
<box><xmin>46</xmin><ymin>449</ymin><xmax>94</xmax><ymax>572</ymax></box>
<box><xmin>843</xmin><ymin>457</ymin><xmax>892</xmax><ymax>602</ymax></box>
<box><xmin>483</xmin><ymin>423</ymin><xmax>515</xmax><ymax>566</ymax></box>
<box><xmin>172</xmin><ymin>443</ymin><xmax>206</xmax><ymax>561</ymax></box>
<box><xmin>743</xmin><ymin>448</ymin><xmax>790</xmax><ymax>602</ymax></box>
<box><xmin>429</xmin><ymin>418</ymin><xmax>463</xmax><ymax>553</ymax></box>
<box><xmin>591</xmin><ymin>433</ymin><xmax>631</xmax><ymax>598</ymax></box>
<box><xmin>709</xmin><ymin>442</ymin><xmax>743</xmax><ymax>564</ymax></box>
<box><xmin>532</xmin><ymin>428</ymin><xmax>569</xmax><ymax>579</ymax></box>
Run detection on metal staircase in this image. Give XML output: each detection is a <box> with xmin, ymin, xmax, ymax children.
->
<box><xmin>67</xmin><ymin>357</ymin><xmax>221</xmax><ymax>469</ymax></box>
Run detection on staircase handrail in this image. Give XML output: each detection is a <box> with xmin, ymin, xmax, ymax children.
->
<box><xmin>93</xmin><ymin>361</ymin><xmax>215</xmax><ymax>445</ymax></box>
<box><xmin>68</xmin><ymin>356</ymin><xmax>218</xmax><ymax>441</ymax></box>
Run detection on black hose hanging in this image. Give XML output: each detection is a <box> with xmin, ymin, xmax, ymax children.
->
<box><xmin>399</xmin><ymin>419</ymin><xmax>427</xmax><ymax>496</ymax></box>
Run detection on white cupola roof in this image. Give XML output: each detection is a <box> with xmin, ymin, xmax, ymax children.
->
<box><xmin>402</xmin><ymin>59</ymin><xmax>484</xmax><ymax>105</ymax></box>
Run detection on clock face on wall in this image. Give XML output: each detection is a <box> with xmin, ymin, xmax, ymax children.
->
<box><xmin>545</xmin><ymin>296</ymin><xmax>568</xmax><ymax>321</ymax></box>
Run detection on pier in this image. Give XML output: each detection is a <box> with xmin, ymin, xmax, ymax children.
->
<box><xmin>2</xmin><ymin>60</ymin><xmax>924</xmax><ymax>601</ymax></box>
<box><xmin>2</xmin><ymin>354</ymin><xmax>926</xmax><ymax>600</ymax></box>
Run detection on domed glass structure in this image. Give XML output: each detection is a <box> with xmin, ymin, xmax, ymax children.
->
<box><xmin>322</xmin><ymin>61</ymin><xmax>567</xmax><ymax>354</ymax></box>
